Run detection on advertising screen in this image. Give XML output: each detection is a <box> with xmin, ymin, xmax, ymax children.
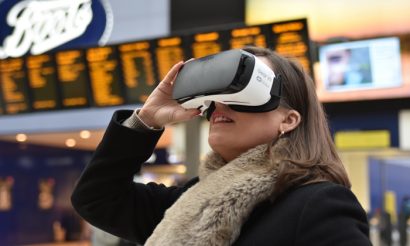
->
<box><xmin>320</xmin><ymin>37</ymin><xmax>402</xmax><ymax>91</ymax></box>
<box><xmin>316</xmin><ymin>37</ymin><xmax>410</xmax><ymax>102</ymax></box>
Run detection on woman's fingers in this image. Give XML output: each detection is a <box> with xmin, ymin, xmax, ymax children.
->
<box><xmin>141</xmin><ymin>59</ymin><xmax>200</xmax><ymax>126</ymax></box>
<box><xmin>171</xmin><ymin>108</ymin><xmax>201</xmax><ymax>123</ymax></box>
<box><xmin>185</xmin><ymin>58</ymin><xmax>195</xmax><ymax>63</ymax></box>
<box><xmin>161</xmin><ymin>61</ymin><xmax>184</xmax><ymax>85</ymax></box>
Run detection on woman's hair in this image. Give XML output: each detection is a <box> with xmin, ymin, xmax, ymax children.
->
<box><xmin>243</xmin><ymin>46</ymin><xmax>351</xmax><ymax>196</ymax></box>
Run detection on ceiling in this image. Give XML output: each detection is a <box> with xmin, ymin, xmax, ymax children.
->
<box><xmin>0</xmin><ymin>130</ymin><xmax>104</xmax><ymax>151</ymax></box>
<box><xmin>0</xmin><ymin>128</ymin><xmax>172</xmax><ymax>151</ymax></box>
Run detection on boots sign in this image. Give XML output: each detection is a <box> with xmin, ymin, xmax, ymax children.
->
<box><xmin>0</xmin><ymin>0</ymin><xmax>112</xmax><ymax>59</ymax></box>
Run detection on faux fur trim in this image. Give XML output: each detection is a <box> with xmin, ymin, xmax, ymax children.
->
<box><xmin>145</xmin><ymin>139</ymin><xmax>288</xmax><ymax>246</ymax></box>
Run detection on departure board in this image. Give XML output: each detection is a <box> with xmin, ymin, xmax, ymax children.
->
<box><xmin>0</xmin><ymin>18</ymin><xmax>313</xmax><ymax>117</ymax></box>
<box><xmin>228</xmin><ymin>26</ymin><xmax>268</xmax><ymax>49</ymax></box>
<box><xmin>26</xmin><ymin>54</ymin><xmax>60</xmax><ymax>110</ymax></box>
<box><xmin>269</xmin><ymin>19</ymin><xmax>312</xmax><ymax>76</ymax></box>
<box><xmin>190</xmin><ymin>31</ymin><xmax>228</xmax><ymax>58</ymax></box>
<box><xmin>55</xmin><ymin>50</ymin><xmax>90</xmax><ymax>108</ymax></box>
<box><xmin>0</xmin><ymin>58</ymin><xmax>31</xmax><ymax>114</ymax></box>
<box><xmin>155</xmin><ymin>37</ymin><xmax>186</xmax><ymax>80</ymax></box>
<box><xmin>118</xmin><ymin>41</ymin><xmax>156</xmax><ymax>104</ymax></box>
<box><xmin>86</xmin><ymin>46</ymin><xmax>124</xmax><ymax>107</ymax></box>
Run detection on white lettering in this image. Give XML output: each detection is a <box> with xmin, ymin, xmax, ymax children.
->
<box><xmin>0</xmin><ymin>0</ymin><xmax>93</xmax><ymax>59</ymax></box>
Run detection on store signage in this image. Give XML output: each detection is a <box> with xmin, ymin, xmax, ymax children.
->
<box><xmin>335</xmin><ymin>130</ymin><xmax>391</xmax><ymax>149</ymax></box>
<box><xmin>0</xmin><ymin>0</ymin><xmax>112</xmax><ymax>59</ymax></box>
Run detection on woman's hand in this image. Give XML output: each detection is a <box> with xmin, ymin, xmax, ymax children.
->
<box><xmin>138</xmin><ymin>61</ymin><xmax>200</xmax><ymax>128</ymax></box>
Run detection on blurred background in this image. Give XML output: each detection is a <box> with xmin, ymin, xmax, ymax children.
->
<box><xmin>0</xmin><ymin>0</ymin><xmax>410</xmax><ymax>245</ymax></box>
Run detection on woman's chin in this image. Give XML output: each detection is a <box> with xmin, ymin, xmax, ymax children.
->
<box><xmin>208</xmin><ymin>137</ymin><xmax>222</xmax><ymax>150</ymax></box>
<box><xmin>208</xmin><ymin>135</ymin><xmax>227</xmax><ymax>149</ymax></box>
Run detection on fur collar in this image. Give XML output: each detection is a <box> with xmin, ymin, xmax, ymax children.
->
<box><xmin>145</xmin><ymin>139</ymin><xmax>288</xmax><ymax>246</ymax></box>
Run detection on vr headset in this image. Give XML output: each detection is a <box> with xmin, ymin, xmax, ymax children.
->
<box><xmin>172</xmin><ymin>49</ymin><xmax>282</xmax><ymax>120</ymax></box>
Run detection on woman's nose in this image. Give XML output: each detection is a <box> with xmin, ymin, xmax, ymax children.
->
<box><xmin>206</xmin><ymin>102</ymin><xmax>231</xmax><ymax>121</ymax></box>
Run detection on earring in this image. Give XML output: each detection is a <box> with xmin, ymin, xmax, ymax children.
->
<box><xmin>279</xmin><ymin>130</ymin><xmax>285</xmax><ymax>138</ymax></box>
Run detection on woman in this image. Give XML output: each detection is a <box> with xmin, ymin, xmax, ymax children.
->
<box><xmin>71</xmin><ymin>47</ymin><xmax>371</xmax><ymax>245</ymax></box>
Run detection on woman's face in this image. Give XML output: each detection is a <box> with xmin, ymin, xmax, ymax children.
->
<box><xmin>208</xmin><ymin>56</ymin><xmax>300</xmax><ymax>162</ymax></box>
<box><xmin>208</xmin><ymin>56</ymin><xmax>289</xmax><ymax>162</ymax></box>
<box><xmin>208</xmin><ymin>102</ymin><xmax>286</xmax><ymax>162</ymax></box>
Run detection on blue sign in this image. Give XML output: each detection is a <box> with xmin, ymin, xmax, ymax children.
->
<box><xmin>0</xmin><ymin>0</ymin><xmax>112</xmax><ymax>58</ymax></box>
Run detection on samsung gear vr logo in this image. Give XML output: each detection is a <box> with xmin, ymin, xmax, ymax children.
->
<box><xmin>0</xmin><ymin>0</ymin><xmax>113</xmax><ymax>59</ymax></box>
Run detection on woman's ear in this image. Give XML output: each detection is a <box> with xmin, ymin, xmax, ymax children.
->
<box><xmin>280</xmin><ymin>109</ymin><xmax>301</xmax><ymax>133</ymax></box>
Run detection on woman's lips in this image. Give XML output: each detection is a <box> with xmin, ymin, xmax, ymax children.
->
<box><xmin>211</xmin><ymin>112</ymin><xmax>234</xmax><ymax>124</ymax></box>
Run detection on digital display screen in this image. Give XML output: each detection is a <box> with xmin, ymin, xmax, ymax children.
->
<box><xmin>270</xmin><ymin>19</ymin><xmax>312</xmax><ymax>76</ymax></box>
<box><xmin>316</xmin><ymin>37</ymin><xmax>410</xmax><ymax>102</ymax></box>
<box><xmin>86</xmin><ymin>47</ymin><xmax>124</xmax><ymax>107</ymax></box>
<box><xmin>0</xmin><ymin>58</ymin><xmax>31</xmax><ymax>114</ymax></box>
<box><xmin>155</xmin><ymin>37</ymin><xmax>186</xmax><ymax>80</ymax></box>
<box><xmin>0</xmin><ymin>19</ymin><xmax>319</xmax><ymax>116</ymax></box>
<box><xmin>228</xmin><ymin>26</ymin><xmax>268</xmax><ymax>49</ymax></box>
<box><xmin>190</xmin><ymin>32</ymin><xmax>227</xmax><ymax>58</ymax></box>
<box><xmin>320</xmin><ymin>37</ymin><xmax>402</xmax><ymax>90</ymax></box>
<box><xmin>118</xmin><ymin>41</ymin><xmax>157</xmax><ymax>104</ymax></box>
<box><xmin>55</xmin><ymin>50</ymin><xmax>90</xmax><ymax>108</ymax></box>
<box><xmin>26</xmin><ymin>54</ymin><xmax>60</xmax><ymax>110</ymax></box>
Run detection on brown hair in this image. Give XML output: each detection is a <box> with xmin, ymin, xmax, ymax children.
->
<box><xmin>243</xmin><ymin>46</ymin><xmax>351</xmax><ymax>195</ymax></box>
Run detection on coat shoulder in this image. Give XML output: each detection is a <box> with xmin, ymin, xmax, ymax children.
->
<box><xmin>235</xmin><ymin>182</ymin><xmax>370</xmax><ymax>246</ymax></box>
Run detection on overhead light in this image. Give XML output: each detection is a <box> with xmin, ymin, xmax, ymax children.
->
<box><xmin>65</xmin><ymin>138</ymin><xmax>76</xmax><ymax>148</ymax></box>
<box><xmin>16</xmin><ymin>133</ymin><xmax>27</xmax><ymax>142</ymax></box>
<box><xmin>79</xmin><ymin>130</ymin><xmax>91</xmax><ymax>139</ymax></box>
<box><xmin>175</xmin><ymin>165</ymin><xmax>187</xmax><ymax>174</ymax></box>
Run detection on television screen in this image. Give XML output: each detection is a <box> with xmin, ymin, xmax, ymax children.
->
<box><xmin>316</xmin><ymin>37</ymin><xmax>410</xmax><ymax>102</ymax></box>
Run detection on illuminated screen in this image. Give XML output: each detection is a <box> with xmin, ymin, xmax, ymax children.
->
<box><xmin>55</xmin><ymin>50</ymin><xmax>90</xmax><ymax>108</ymax></box>
<box><xmin>190</xmin><ymin>32</ymin><xmax>227</xmax><ymax>58</ymax></box>
<box><xmin>26</xmin><ymin>54</ymin><xmax>60</xmax><ymax>110</ymax></box>
<box><xmin>0</xmin><ymin>58</ymin><xmax>30</xmax><ymax>114</ymax></box>
<box><xmin>86</xmin><ymin>46</ymin><xmax>124</xmax><ymax>107</ymax></box>
<box><xmin>118</xmin><ymin>41</ymin><xmax>157</xmax><ymax>104</ymax></box>
<box><xmin>155</xmin><ymin>37</ymin><xmax>186</xmax><ymax>80</ymax></box>
<box><xmin>269</xmin><ymin>19</ymin><xmax>312</xmax><ymax>76</ymax></box>
<box><xmin>0</xmin><ymin>18</ymin><xmax>317</xmax><ymax>116</ymax></box>
<box><xmin>316</xmin><ymin>37</ymin><xmax>410</xmax><ymax>102</ymax></box>
<box><xmin>228</xmin><ymin>26</ymin><xmax>267</xmax><ymax>49</ymax></box>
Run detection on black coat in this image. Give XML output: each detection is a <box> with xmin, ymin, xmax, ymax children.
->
<box><xmin>71</xmin><ymin>110</ymin><xmax>371</xmax><ymax>245</ymax></box>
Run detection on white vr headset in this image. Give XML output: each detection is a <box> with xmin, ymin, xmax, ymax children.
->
<box><xmin>172</xmin><ymin>49</ymin><xmax>282</xmax><ymax>119</ymax></box>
